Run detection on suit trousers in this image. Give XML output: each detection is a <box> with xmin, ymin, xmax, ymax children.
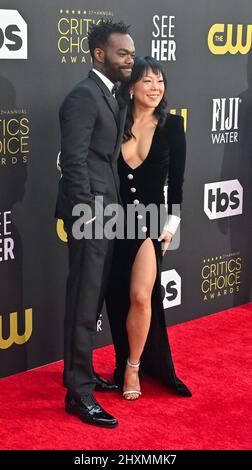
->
<box><xmin>63</xmin><ymin>219</ymin><xmax>114</xmax><ymax>397</ymax></box>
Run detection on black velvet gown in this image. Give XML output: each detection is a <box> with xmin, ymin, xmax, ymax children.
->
<box><xmin>106</xmin><ymin>113</ymin><xmax>191</xmax><ymax>397</ymax></box>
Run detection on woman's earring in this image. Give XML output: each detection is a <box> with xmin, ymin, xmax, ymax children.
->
<box><xmin>130</xmin><ymin>91</ymin><xmax>133</xmax><ymax>100</ymax></box>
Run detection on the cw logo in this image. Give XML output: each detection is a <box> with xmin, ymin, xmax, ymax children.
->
<box><xmin>169</xmin><ymin>108</ymin><xmax>188</xmax><ymax>131</ymax></box>
<box><xmin>208</xmin><ymin>24</ymin><xmax>252</xmax><ymax>55</ymax></box>
<box><xmin>0</xmin><ymin>308</ymin><xmax>33</xmax><ymax>349</ymax></box>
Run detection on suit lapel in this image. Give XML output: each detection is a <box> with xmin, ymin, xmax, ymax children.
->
<box><xmin>88</xmin><ymin>70</ymin><xmax>120</xmax><ymax>128</ymax></box>
<box><xmin>111</xmin><ymin>102</ymin><xmax>127</xmax><ymax>162</ymax></box>
<box><xmin>103</xmin><ymin>94</ymin><xmax>120</xmax><ymax>128</ymax></box>
<box><xmin>88</xmin><ymin>70</ymin><xmax>127</xmax><ymax>161</ymax></box>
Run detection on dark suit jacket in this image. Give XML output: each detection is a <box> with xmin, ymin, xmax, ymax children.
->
<box><xmin>55</xmin><ymin>70</ymin><xmax>127</xmax><ymax>220</ymax></box>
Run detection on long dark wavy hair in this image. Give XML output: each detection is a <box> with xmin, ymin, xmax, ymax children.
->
<box><xmin>121</xmin><ymin>56</ymin><xmax>168</xmax><ymax>142</ymax></box>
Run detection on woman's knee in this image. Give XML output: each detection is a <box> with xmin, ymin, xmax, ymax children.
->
<box><xmin>130</xmin><ymin>288</ymin><xmax>151</xmax><ymax>310</ymax></box>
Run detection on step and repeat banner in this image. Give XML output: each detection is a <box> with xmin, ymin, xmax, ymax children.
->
<box><xmin>0</xmin><ymin>0</ymin><xmax>251</xmax><ymax>377</ymax></box>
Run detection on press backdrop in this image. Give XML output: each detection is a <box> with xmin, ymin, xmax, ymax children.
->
<box><xmin>0</xmin><ymin>0</ymin><xmax>251</xmax><ymax>377</ymax></box>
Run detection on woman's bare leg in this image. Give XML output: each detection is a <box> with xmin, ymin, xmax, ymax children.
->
<box><xmin>123</xmin><ymin>238</ymin><xmax>157</xmax><ymax>400</ymax></box>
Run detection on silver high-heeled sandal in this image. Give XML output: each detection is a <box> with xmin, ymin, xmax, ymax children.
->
<box><xmin>123</xmin><ymin>359</ymin><xmax>142</xmax><ymax>400</ymax></box>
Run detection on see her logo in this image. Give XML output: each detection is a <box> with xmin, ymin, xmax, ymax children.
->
<box><xmin>0</xmin><ymin>10</ymin><xmax>28</xmax><ymax>59</ymax></box>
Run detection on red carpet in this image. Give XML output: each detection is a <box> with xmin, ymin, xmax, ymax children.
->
<box><xmin>0</xmin><ymin>303</ymin><xmax>251</xmax><ymax>450</ymax></box>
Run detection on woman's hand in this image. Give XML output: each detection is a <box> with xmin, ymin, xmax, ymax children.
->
<box><xmin>158</xmin><ymin>230</ymin><xmax>173</xmax><ymax>256</ymax></box>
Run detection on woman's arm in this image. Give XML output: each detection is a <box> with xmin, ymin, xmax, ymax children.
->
<box><xmin>159</xmin><ymin>115</ymin><xmax>186</xmax><ymax>255</ymax></box>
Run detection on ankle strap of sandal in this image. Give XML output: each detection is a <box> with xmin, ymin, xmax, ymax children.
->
<box><xmin>127</xmin><ymin>358</ymin><xmax>140</xmax><ymax>368</ymax></box>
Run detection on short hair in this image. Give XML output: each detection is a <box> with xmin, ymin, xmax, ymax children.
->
<box><xmin>88</xmin><ymin>19</ymin><xmax>131</xmax><ymax>59</ymax></box>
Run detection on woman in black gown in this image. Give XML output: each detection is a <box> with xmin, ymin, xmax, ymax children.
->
<box><xmin>106</xmin><ymin>56</ymin><xmax>191</xmax><ymax>400</ymax></box>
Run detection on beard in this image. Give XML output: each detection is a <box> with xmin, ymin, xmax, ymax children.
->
<box><xmin>104</xmin><ymin>55</ymin><xmax>131</xmax><ymax>83</ymax></box>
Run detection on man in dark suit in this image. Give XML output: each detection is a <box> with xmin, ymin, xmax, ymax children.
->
<box><xmin>55</xmin><ymin>20</ymin><xmax>135</xmax><ymax>427</ymax></box>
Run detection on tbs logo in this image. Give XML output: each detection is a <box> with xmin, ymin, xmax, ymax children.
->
<box><xmin>0</xmin><ymin>10</ymin><xmax>27</xmax><ymax>59</ymax></box>
<box><xmin>204</xmin><ymin>180</ymin><xmax>243</xmax><ymax>220</ymax></box>
<box><xmin>161</xmin><ymin>269</ymin><xmax>181</xmax><ymax>309</ymax></box>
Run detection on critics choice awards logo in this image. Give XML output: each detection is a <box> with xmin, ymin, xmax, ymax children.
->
<box><xmin>57</xmin><ymin>8</ymin><xmax>114</xmax><ymax>64</ymax></box>
<box><xmin>0</xmin><ymin>9</ymin><xmax>28</xmax><ymax>59</ymax></box>
<box><xmin>151</xmin><ymin>15</ymin><xmax>176</xmax><ymax>61</ymax></box>
<box><xmin>208</xmin><ymin>23</ymin><xmax>252</xmax><ymax>55</ymax></box>
<box><xmin>0</xmin><ymin>109</ymin><xmax>30</xmax><ymax>167</ymax></box>
<box><xmin>201</xmin><ymin>253</ymin><xmax>241</xmax><ymax>301</ymax></box>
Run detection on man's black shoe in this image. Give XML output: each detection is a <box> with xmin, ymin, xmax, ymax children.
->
<box><xmin>93</xmin><ymin>372</ymin><xmax>119</xmax><ymax>392</ymax></box>
<box><xmin>65</xmin><ymin>392</ymin><xmax>118</xmax><ymax>428</ymax></box>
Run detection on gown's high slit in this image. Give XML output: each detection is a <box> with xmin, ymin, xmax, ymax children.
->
<box><xmin>105</xmin><ymin>114</ymin><xmax>191</xmax><ymax>396</ymax></box>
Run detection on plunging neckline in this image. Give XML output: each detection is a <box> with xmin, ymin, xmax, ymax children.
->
<box><xmin>121</xmin><ymin>124</ymin><xmax>158</xmax><ymax>171</ymax></box>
